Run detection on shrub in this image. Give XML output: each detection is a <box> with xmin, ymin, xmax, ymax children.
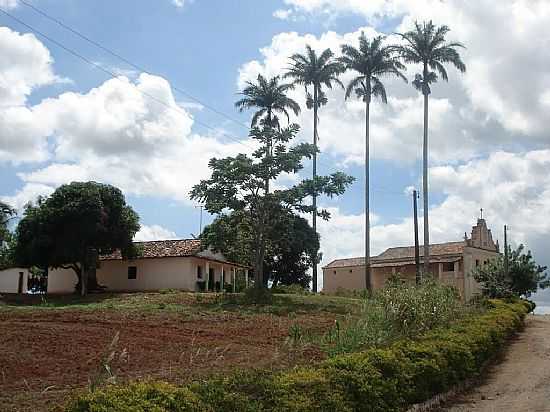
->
<box><xmin>64</xmin><ymin>381</ymin><xmax>208</xmax><ymax>412</ymax></box>
<box><xmin>62</xmin><ymin>300</ymin><xmax>530</xmax><ymax>412</ymax></box>
<box><xmin>271</xmin><ymin>284</ymin><xmax>310</xmax><ymax>295</ymax></box>
<box><xmin>242</xmin><ymin>286</ymin><xmax>273</xmax><ymax>304</ymax></box>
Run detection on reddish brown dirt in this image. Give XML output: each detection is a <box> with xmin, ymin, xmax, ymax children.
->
<box><xmin>0</xmin><ymin>306</ymin><xmax>333</xmax><ymax>411</ymax></box>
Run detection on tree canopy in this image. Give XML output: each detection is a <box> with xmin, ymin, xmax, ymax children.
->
<box><xmin>201</xmin><ymin>208</ymin><xmax>319</xmax><ymax>288</ymax></box>
<box><xmin>473</xmin><ymin>245</ymin><xmax>549</xmax><ymax>298</ymax></box>
<box><xmin>191</xmin><ymin>124</ymin><xmax>354</xmax><ymax>288</ymax></box>
<box><xmin>13</xmin><ymin>182</ymin><xmax>140</xmax><ymax>294</ymax></box>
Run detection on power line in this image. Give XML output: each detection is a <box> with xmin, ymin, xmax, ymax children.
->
<box><xmin>1</xmin><ymin>4</ymin><xmax>410</xmax><ymax>197</ymax></box>
<box><xmin>18</xmin><ymin>0</ymin><xmax>252</xmax><ymax>133</ymax></box>
<box><xmin>0</xmin><ymin>6</ymin><xmax>257</xmax><ymax>151</ymax></box>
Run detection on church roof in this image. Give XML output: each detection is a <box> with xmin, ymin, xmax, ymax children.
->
<box><xmin>324</xmin><ymin>241</ymin><xmax>466</xmax><ymax>269</ymax></box>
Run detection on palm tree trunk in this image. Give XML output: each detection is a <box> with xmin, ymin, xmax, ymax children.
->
<box><xmin>422</xmin><ymin>90</ymin><xmax>430</xmax><ymax>278</ymax></box>
<box><xmin>312</xmin><ymin>85</ymin><xmax>318</xmax><ymax>293</ymax></box>
<box><xmin>365</xmin><ymin>98</ymin><xmax>371</xmax><ymax>291</ymax></box>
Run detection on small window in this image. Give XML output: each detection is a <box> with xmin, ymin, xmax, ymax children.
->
<box><xmin>197</xmin><ymin>266</ymin><xmax>203</xmax><ymax>279</ymax></box>
<box><xmin>475</xmin><ymin>260</ymin><xmax>480</xmax><ymax>267</ymax></box>
<box><xmin>349</xmin><ymin>269</ymin><xmax>353</xmax><ymax>273</ymax></box>
<box><xmin>128</xmin><ymin>266</ymin><xmax>137</xmax><ymax>280</ymax></box>
<box><xmin>333</xmin><ymin>270</ymin><xmax>336</xmax><ymax>275</ymax></box>
<box><xmin>443</xmin><ymin>262</ymin><xmax>455</xmax><ymax>272</ymax></box>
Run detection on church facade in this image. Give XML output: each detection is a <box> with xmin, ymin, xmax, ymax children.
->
<box><xmin>323</xmin><ymin>218</ymin><xmax>501</xmax><ymax>301</ymax></box>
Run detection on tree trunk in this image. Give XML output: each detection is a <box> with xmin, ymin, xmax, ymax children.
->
<box><xmin>312</xmin><ymin>85</ymin><xmax>318</xmax><ymax>293</ymax></box>
<box><xmin>422</xmin><ymin>65</ymin><xmax>430</xmax><ymax>278</ymax></box>
<box><xmin>365</xmin><ymin>98</ymin><xmax>371</xmax><ymax>291</ymax></box>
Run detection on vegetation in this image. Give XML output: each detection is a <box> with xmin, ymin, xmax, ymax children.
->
<box><xmin>285</xmin><ymin>45</ymin><xmax>345</xmax><ymax>292</ymax></box>
<box><xmin>290</xmin><ymin>278</ymin><xmax>466</xmax><ymax>356</ymax></box>
<box><xmin>12</xmin><ymin>182</ymin><xmax>140</xmax><ymax>295</ymax></box>
<box><xmin>190</xmin><ymin>122</ymin><xmax>354</xmax><ymax>290</ymax></box>
<box><xmin>338</xmin><ymin>33</ymin><xmax>407</xmax><ymax>290</ymax></box>
<box><xmin>473</xmin><ymin>245</ymin><xmax>549</xmax><ymax>298</ymax></box>
<box><xmin>62</xmin><ymin>299</ymin><xmax>533</xmax><ymax>412</ymax></box>
<box><xmin>201</xmin><ymin>209</ymin><xmax>319</xmax><ymax>288</ymax></box>
<box><xmin>395</xmin><ymin>21</ymin><xmax>466</xmax><ymax>275</ymax></box>
<box><xmin>0</xmin><ymin>201</ymin><xmax>16</xmax><ymax>269</ymax></box>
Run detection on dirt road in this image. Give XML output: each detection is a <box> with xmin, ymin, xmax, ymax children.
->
<box><xmin>444</xmin><ymin>315</ymin><xmax>550</xmax><ymax>411</ymax></box>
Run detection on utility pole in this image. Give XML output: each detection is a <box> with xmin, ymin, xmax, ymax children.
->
<box><xmin>413</xmin><ymin>189</ymin><xmax>421</xmax><ymax>284</ymax></box>
<box><xmin>504</xmin><ymin>224</ymin><xmax>509</xmax><ymax>277</ymax></box>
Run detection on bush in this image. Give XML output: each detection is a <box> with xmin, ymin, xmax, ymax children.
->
<box><xmin>242</xmin><ymin>286</ymin><xmax>273</xmax><ymax>304</ymax></box>
<box><xmin>63</xmin><ymin>300</ymin><xmax>530</xmax><ymax>412</ymax></box>
<box><xmin>271</xmin><ymin>284</ymin><xmax>310</xmax><ymax>295</ymax></box>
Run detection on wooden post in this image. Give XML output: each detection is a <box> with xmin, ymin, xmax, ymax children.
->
<box><xmin>245</xmin><ymin>268</ymin><xmax>249</xmax><ymax>288</ymax></box>
<box><xmin>221</xmin><ymin>266</ymin><xmax>224</xmax><ymax>292</ymax></box>
<box><xmin>232</xmin><ymin>267</ymin><xmax>236</xmax><ymax>293</ymax></box>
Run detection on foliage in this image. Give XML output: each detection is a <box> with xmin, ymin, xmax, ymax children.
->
<box><xmin>473</xmin><ymin>245</ymin><xmax>549</xmax><ymax>298</ymax></box>
<box><xmin>62</xmin><ymin>300</ymin><xmax>532</xmax><ymax>412</ymax></box>
<box><xmin>395</xmin><ymin>20</ymin><xmax>466</xmax><ymax>96</ymax></box>
<box><xmin>285</xmin><ymin>45</ymin><xmax>344</xmax><ymax>110</ymax></box>
<box><xmin>318</xmin><ymin>278</ymin><xmax>465</xmax><ymax>356</ymax></box>
<box><xmin>235</xmin><ymin>74</ymin><xmax>300</xmax><ymax>129</ymax></box>
<box><xmin>339</xmin><ymin>33</ymin><xmax>406</xmax><ymax>104</ymax></box>
<box><xmin>190</xmin><ymin>124</ymin><xmax>354</xmax><ymax>288</ymax></box>
<box><xmin>201</xmin><ymin>209</ymin><xmax>319</xmax><ymax>288</ymax></box>
<box><xmin>271</xmin><ymin>284</ymin><xmax>311</xmax><ymax>295</ymax></box>
<box><xmin>12</xmin><ymin>182</ymin><xmax>140</xmax><ymax>294</ymax></box>
<box><xmin>0</xmin><ymin>200</ymin><xmax>16</xmax><ymax>243</ymax></box>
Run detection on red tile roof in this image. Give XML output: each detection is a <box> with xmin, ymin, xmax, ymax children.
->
<box><xmin>101</xmin><ymin>239</ymin><xmax>202</xmax><ymax>260</ymax></box>
<box><xmin>324</xmin><ymin>241</ymin><xmax>466</xmax><ymax>269</ymax></box>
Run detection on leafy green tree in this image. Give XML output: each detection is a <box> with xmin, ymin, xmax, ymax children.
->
<box><xmin>191</xmin><ymin>124</ymin><xmax>354</xmax><ymax>289</ymax></box>
<box><xmin>285</xmin><ymin>45</ymin><xmax>344</xmax><ymax>292</ymax></box>
<box><xmin>13</xmin><ymin>182</ymin><xmax>140</xmax><ymax>295</ymax></box>
<box><xmin>201</xmin><ymin>208</ymin><xmax>319</xmax><ymax>288</ymax></box>
<box><xmin>339</xmin><ymin>33</ymin><xmax>407</xmax><ymax>290</ymax></box>
<box><xmin>473</xmin><ymin>245</ymin><xmax>549</xmax><ymax>298</ymax></box>
<box><xmin>396</xmin><ymin>21</ymin><xmax>466</xmax><ymax>275</ymax></box>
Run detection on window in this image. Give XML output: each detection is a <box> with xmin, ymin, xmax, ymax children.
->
<box><xmin>128</xmin><ymin>266</ymin><xmax>137</xmax><ymax>280</ymax></box>
<box><xmin>475</xmin><ymin>259</ymin><xmax>480</xmax><ymax>267</ymax></box>
<box><xmin>333</xmin><ymin>270</ymin><xmax>336</xmax><ymax>275</ymax></box>
<box><xmin>443</xmin><ymin>262</ymin><xmax>455</xmax><ymax>272</ymax></box>
<box><xmin>349</xmin><ymin>269</ymin><xmax>353</xmax><ymax>273</ymax></box>
<box><xmin>197</xmin><ymin>266</ymin><xmax>203</xmax><ymax>279</ymax></box>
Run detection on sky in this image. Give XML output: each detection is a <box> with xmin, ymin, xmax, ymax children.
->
<box><xmin>0</xmin><ymin>0</ymin><xmax>549</xmax><ymax>299</ymax></box>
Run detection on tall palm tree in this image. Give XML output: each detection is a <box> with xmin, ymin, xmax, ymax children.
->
<box><xmin>235</xmin><ymin>74</ymin><xmax>301</xmax><ymax>195</ymax></box>
<box><xmin>235</xmin><ymin>74</ymin><xmax>300</xmax><ymax>131</ymax></box>
<box><xmin>396</xmin><ymin>21</ymin><xmax>466</xmax><ymax>276</ymax></box>
<box><xmin>284</xmin><ymin>45</ymin><xmax>344</xmax><ymax>293</ymax></box>
<box><xmin>339</xmin><ymin>33</ymin><xmax>406</xmax><ymax>291</ymax></box>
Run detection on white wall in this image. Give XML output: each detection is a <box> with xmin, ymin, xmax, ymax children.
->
<box><xmin>0</xmin><ymin>268</ymin><xmax>29</xmax><ymax>293</ymax></box>
<box><xmin>46</xmin><ymin>257</ymin><xmax>232</xmax><ymax>294</ymax></box>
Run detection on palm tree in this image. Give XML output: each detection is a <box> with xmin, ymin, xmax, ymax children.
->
<box><xmin>235</xmin><ymin>74</ymin><xmax>300</xmax><ymax>194</ymax></box>
<box><xmin>235</xmin><ymin>74</ymin><xmax>300</xmax><ymax>131</ymax></box>
<box><xmin>284</xmin><ymin>45</ymin><xmax>344</xmax><ymax>293</ymax></box>
<box><xmin>396</xmin><ymin>21</ymin><xmax>466</xmax><ymax>276</ymax></box>
<box><xmin>339</xmin><ymin>33</ymin><xmax>407</xmax><ymax>291</ymax></box>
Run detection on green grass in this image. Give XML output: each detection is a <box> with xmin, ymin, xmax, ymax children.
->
<box><xmin>0</xmin><ymin>290</ymin><xmax>362</xmax><ymax>317</ymax></box>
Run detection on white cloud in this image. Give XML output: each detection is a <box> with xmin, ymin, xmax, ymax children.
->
<box><xmin>13</xmin><ymin>73</ymin><xmax>249</xmax><ymax>204</ymax></box>
<box><xmin>0</xmin><ymin>0</ymin><xmax>19</xmax><ymax>9</ymax></box>
<box><xmin>172</xmin><ymin>0</ymin><xmax>195</xmax><ymax>9</ymax></box>
<box><xmin>274</xmin><ymin>0</ymin><xmax>550</xmax><ymax>142</ymax></box>
<box><xmin>135</xmin><ymin>224</ymin><xmax>178</xmax><ymax>241</ymax></box>
<box><xmin>0</xmin><ymin>183</ymin><xmax>55</xmax><ymax>211</ymax></box>
<box><xmin>273</xmin><ymin>9</ymin><xmax>293</xmax><ymax>20</ymax></box>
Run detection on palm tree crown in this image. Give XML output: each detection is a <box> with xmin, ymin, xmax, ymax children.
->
<box><xmin>235</xmin><ymin>74</ymin><xmax>300</xmax><ymax>129</ymax></box>
<box><xmin>396</xmin><ymin>20</ymin><xmax>466</xmax><ymax>95</ymax></box>
<box><xmin>339</xmin><ymin>33</ymin><xmax>407</xmax><ymax>103</ymax></box>
<box><xmin>285</xmin><ymin>45</ymin><xmax>344</xmax><ymax>110</ymax></box>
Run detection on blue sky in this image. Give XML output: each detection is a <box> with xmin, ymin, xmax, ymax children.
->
<box><xmin>1</xmin><ymin>0</ymin><xmax>549</xmax><ymax>297</ymax></box>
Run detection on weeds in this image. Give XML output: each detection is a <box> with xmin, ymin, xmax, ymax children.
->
<box><xmin>88</xmin><ymin>332</ymin><xmax>129</xmax><ymax>392</ymax></box>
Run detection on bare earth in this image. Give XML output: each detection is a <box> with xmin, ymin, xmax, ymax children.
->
<box><xmin>443</xmin><ymin>314</ymin><xmax>550</xmax><ymax>412</ymax></box>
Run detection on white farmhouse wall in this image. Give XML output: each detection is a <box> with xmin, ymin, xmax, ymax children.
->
<box><xmin>47</xmin><ymin>267</ymin><xmax>78</xmax><ymax>293</ymax></box>
<box><xmin>0</xmin><ymin>268</ymin><xmax>29</xmax><ymax>293</ymax></box>
<box><xmin>45</xmin><ymin>256</ymin><xmax>230</xmax><ymax>294</ymax></box>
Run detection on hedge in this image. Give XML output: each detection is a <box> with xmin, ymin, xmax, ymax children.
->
<box><xmin>64</xmin><ymin>299</ymin><xmax>534</xmax><ymax>412</ymax></box>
